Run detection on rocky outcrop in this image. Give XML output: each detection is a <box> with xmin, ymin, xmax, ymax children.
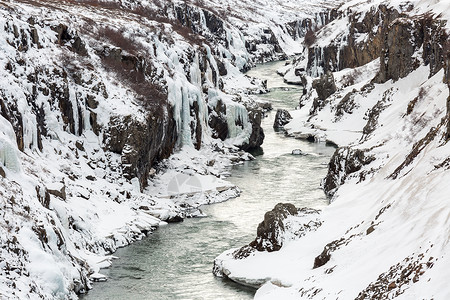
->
<box><xmin>311</xmin><ymin>71</ymin><xmax>336</xmax><ymax>114</ymax></box>
<box><xmin>240</xmin><ymin>102</ymin><xmax>265</xmax><ymax>151</ymax></box>
<box><xmin>208</xmin><ymin>98</ymin><xmax>229</xmax><ymax>140</ymax></box>
<box><xmin>361</xmin><ymin>87</ymin><xmax>394</xmax><ymax>138</ymax></box>
<box><xmin>323</xmin><ymin>147</ymin><xmax>375</xmax><ymax>198</ymax></box>
<box><xmin>286</xmin><ymin>9</ymin><xmax>339</xmax><ymax>41</ymax></box>
<box><xmin>243</xmin><ymin>109</ymin><xmax>264</xmax><ymax>150</ymax></box>
<box><xmin>307</xmin><ymin>5</ymin><xmax>401</xmax><ymax>77</ymax></box>
<box><xmin>249</xmin><ymin>203</ymin><xmax>298</xmax><ymax>252</ymax></box>
<box><xmin>356</xmin><ymin>253</ymin><xmax>436</xmax><ymax>300</ymax></box>
<box><xmin>377</xmin><ymin>18</ymin><xmax>422</xmax><ymax>82</ymax></box>
<box><xmin>231</xmin><ymin>204</ymin><xmax>322</xmax><ymax>260</ymax></box>
<box><xmin>273</xmin><ymin>109</ymin><xmax>292</xmax><ymax>129</ymax></box>
<box><xmin>312</xmin><ymin>71</ymin><xmax>336</xmax><ymax>100</ymax></box>
<box><xmin>245</xmin><ymin>27</ymin><xmax>286</xmax><ymax>63</ymax></box>
<box><xmin>377</xmin><ymin>14</ymin><xmax>448</xmax><ymax>83</ymax></box>
<box><xmin>106</xmin><ymin>112</ymin><xmax>177</xmax><ymax>189</ymax></box>
<box><xmin>313</xmin><ymin>238</ymin><xmax>345</xmax><ymax>269</ymax></box>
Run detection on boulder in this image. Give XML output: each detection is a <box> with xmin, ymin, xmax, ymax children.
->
<box><xmin>249</xmin><ymin>203</ymin><xmax>298</xmax><ymax>252</ymax></box>
<box><xmin>258</xmin><ymin>101</ymin><xmax>272</xmax><ymax>112</ymax></box>
<box><xmin>47</xmin><ymin>182</ymin><xmax>66</xmax><ymax>201</ymax></box>
<box><xmin>240</xmin><ymin>105</ymin><xmax>265</xmax><ymax>151</ymax></box>
<box><xmin>273</xmin><ymin>109</ymin><xmax>292</xmax><ymax>129</ymax></box>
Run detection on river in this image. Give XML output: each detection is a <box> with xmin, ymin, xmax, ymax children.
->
<box><xmin>80</xmin><ymin>61</ymin><xmax>335</xmax><ymax>300</ymax></box>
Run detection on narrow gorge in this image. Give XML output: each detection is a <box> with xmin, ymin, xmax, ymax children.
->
<box><xmin>0</xmin><ymin>0</ymin><xmax>449</xmax><ymax>299</ymax></box>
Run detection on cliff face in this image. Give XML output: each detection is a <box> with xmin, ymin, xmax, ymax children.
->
<box><xmin>321</xmin><ymin>8</ymin><xmax>449</xmax><ymax>197</ymax></box>
<box><xmin>307</xmin><ymin>4</ymin><xmax>402</xmax><ymax>77</ymax></box>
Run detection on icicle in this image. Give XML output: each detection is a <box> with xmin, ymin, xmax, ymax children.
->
<box><xmin>226</xmin><ymin>102</ymin><xmax>252</xmax><ymax>145</ymax></box>
<box><xmin>199</xmin><ymin>9</ymin><xmax>207</xmax><ymax>30</ymax></box>
<box><xmin>69</xmin><ymin>87</ymin><xmax>79</xmax><ymax>135</ymax></box>
<box><xmin>190</xmin><ymin>53</ymin><xmax>202</xmax><ymax>87</ymax></box>
<box><xmin>0</xmin><ymin>116</ymin><xmax>21</xmax><ymax>172</ymax></box>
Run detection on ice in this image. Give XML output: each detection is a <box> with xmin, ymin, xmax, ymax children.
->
<box><xmin>0</xmin><ymin>116</ymin><xmax>21</xmax><ymax>173</ymax></box>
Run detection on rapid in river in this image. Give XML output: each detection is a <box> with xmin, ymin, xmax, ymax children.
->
<box><xmin>81</xmin><ymin>61</ymin><xmax>336</xmax><ymax>300</ymax></box>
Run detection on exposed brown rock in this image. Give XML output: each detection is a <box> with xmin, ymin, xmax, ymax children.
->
<box><xmin>249</xmin><ymin>203</ymin><xmax>298</xmax><ymax>252</ymax></box>
<box><xmin>312</xmin><ymin>71</ymin><xmax>336</xmax><ymax>101</ymax></box>
<box><xmin>106</xmin><ymin>110</ymin><xmax>177</xmax><ymax>190</ymax></box>
<box><xmin>356</xmin><ymin>253</ymin><xmax>436</xmax><ymax>299</ymax></box>
<box><xmin>323</xmin><ymin>147</ymin><xmax>375</xmax><ymax>198</ymax></box>
<box><xmin>48</xmin><ymin>183</ymin><xmax>67</xmax><ymax>201</ymax></box>
<box><xmin>313</xmin><ymin>238</ymin><xmax>345</xmax><ymax>269</ymax></box>
<box><xmin>307</xmin><ymin>5</ymin><xmax>401</xmax><ymax>77</ymax></box>
<box><xmin>378</xmin><ymin>18</ymin><xmax>422</xmax><ymax>82</ymax></box>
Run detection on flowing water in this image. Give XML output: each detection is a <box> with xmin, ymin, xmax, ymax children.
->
<box><xmin>81</xmin><ymin>61</ymin><xmax>336</xmax><ymax>300</ymax></box>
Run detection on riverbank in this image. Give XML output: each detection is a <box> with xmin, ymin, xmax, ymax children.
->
<box><xmin>80</xmin><ymin>60</ymin><xmax>336</xmax><ymax>299</ymax></box>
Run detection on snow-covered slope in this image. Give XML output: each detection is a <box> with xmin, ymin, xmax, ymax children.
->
<box><xmin>214</xmin><ymin>0</ymin><xmax>450</xmax><ymax>299</ymax></box>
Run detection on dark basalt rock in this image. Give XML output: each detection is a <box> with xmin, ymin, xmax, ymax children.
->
<box><xmin>323</xmin><ymin>147</ymin><xmax>375</xmax><ymax>198</ymax></box>
<box><xmin>0</xmin><ymin>98</ymin><xmax>24</xmax><ymax>151</ymax></box>
<box><xmin>312</xmin><ymin>71</ymin><xmax>336</xmax><ymax>101</ymax></box>
<box><xmin>216</xmin><ymin>59</ymin><xmax>227</xmax><ymax>76</ymax></box>
<box><xmin>208</xmin><ymin>98</ymin><xmax>228</xmax><ymax>141</ymax></box>
<box><xmin>232</xmin><ymin>203</ymin><xmax>301</xmax><ymax>259</ymax></box>
<box><xmin>203</xmin><ymin>9</ymin><xmax>225</xmax><ymax>37</ymax></box>
<box><xmin>313</xmin><ymin>238</ymin><xmax>345</xmax><ymax>269</ymax></box>
<box><xmin>307</xmin><ymin>5</ymin><xmax>401</xmax><ymax>77</ymax></box>
<box><xmin>378</xmin><ymin>14</ymin><xmax>448</xmax><ymax>83</ymax></box>
<box><xmin>240</xmin><ymin>105</ymin><xmax>265</xmax><ymax>151</ymax></box>
<box><xmin>106</xmin><ymin>110</ymin><xmax>177</xmax><ymax>190</ymax></box>
<box><xmin>249</xmin><ymin>203</ymin><xmax>298</xmax><ymax>252</ymax></box>
<box><xmin>378</xmin><ymin>18</ymin><xmax>422</xmax><ymax>83</ymax></box>
<box><xmin>311</xmin><ymin>71</ymin><xmax>336</xmax><ymax>115</ymax></box>
<box><xmin>335</xmin><ymin>89</ymin><xmax>357</xmax><ymax>119</ymax></box>
<box><xmin>48</xmin><ymin>183</ymin><xmax>67</xmax><ymax>201</ymax></box>
<box><xmin>273</xmin><ymin>109</ymin><xmax>292</xmax><ymax>129</ymax></box>
<box><xmin>166</xmin><ymin>215</ymin><xmax>184</xmax><ymax>223</ymax></box>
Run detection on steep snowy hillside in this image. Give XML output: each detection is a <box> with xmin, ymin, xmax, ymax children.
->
<box><xmin>0</xmin><ymin>0</ymin><xmax>345</xmax><ymax>299</ymax></box>
<box><xmin>215</xmin><ymin>0</ymin><xmax>450</xmax><ymax>299</ymax></box>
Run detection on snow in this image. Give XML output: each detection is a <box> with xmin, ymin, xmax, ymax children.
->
<box><xmin>0</xmin><ymin>0</ymin><xmax>270</xmax><ymax>297</ymax></box>
<box><xmin>214</xmin><ymin>1</ymin><xmax>450</xmax><ymax>298</ymax></box>
<box><xmin>1</xmin><ymin>0</ymin><xmax>449</xmax><ymax>299</ymax></box>
<box><xmin>285</xmin><ymin>59</ymin><xmax>383</xmax><ymax>146</ymax></box>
